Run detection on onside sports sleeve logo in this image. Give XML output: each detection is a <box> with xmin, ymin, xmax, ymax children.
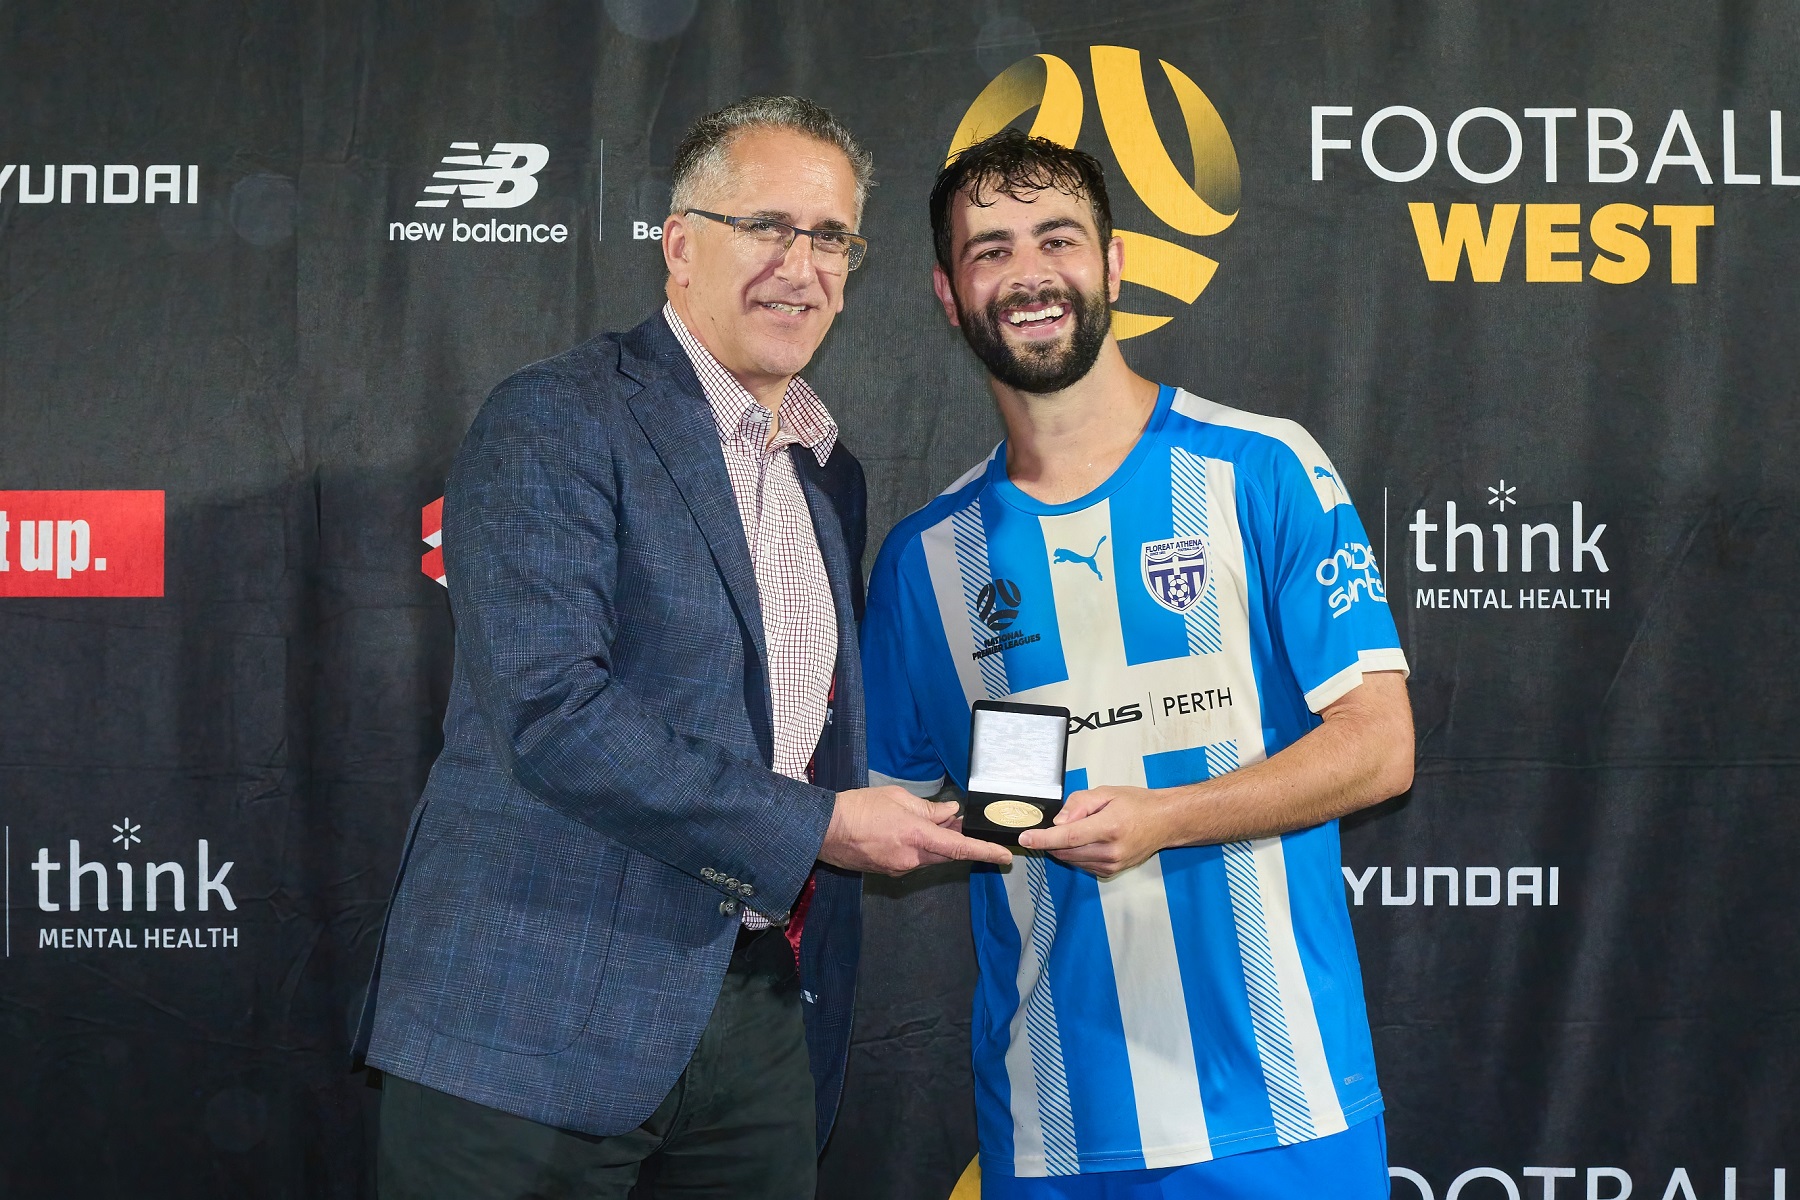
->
<box><xmin>1315</xmin><ymin>541</ymin><xmax>1386</xmax><ymax>619</ymax></box>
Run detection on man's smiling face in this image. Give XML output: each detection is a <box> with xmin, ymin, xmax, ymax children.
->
<box><xmin>665</xmin><ymin>126</ymin><xmax>860</xmax><ymax>394</ymax></box>
<box><xmin>935</xmin><ymin>180</ymin><xmax>1121</xmax><ymax>395</ymax></box>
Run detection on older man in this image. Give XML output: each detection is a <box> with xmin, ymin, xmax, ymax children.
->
<box><xmin>356</xmin><ymin>96</ymin><xmax>1009</xmax><ymax>1199</ymax></box>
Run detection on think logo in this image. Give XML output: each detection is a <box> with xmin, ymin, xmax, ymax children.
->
<box><xmin>948</xmin><ymin>47</ymin><xmax>1240</xmax><ymax>340</ymax></box>
<box><xmin>1142</xmin><ymin>536</ymin><xmax>1209</xmax><ymax>613</ymax></box>
<box><xmin>417</xmin><ymin>142</ymin><xmax>550</xmax><ymax>209</ymax></box>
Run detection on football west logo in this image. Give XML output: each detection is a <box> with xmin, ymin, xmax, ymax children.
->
<box><xmin>1142</xmin><ymin>537</ymin><xmax>1208</xmax><ymax>613</ymax></box>
<box><xmin>948</xmin><ymin>46</ymin><xmax>1240</xmax><ymax>340</ymax></box>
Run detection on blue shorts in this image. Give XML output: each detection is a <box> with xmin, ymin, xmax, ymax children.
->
<box><xmin>980</xmin><ymin>1115</ymin><xmax>1388</xmax><ymax>1200</ymax></box>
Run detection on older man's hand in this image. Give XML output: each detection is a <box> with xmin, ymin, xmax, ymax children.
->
<box><xmin>821</xmin><ymin>785</ymin><xmax>1013</xmax><ymax>875</ymax></box>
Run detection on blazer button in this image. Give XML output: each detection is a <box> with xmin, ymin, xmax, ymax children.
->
<box><xmin>740</xmin><ymin>884</ymin><xmax>755</xmax><ymax>898</ymax></box>
<box><xmin>719</xmin><ymin>899</ymin><xmax>738</xmax><ymax>917</ymax></box>
<box><xmin>725</xmin><ymin>877</ymin><xmax>740</xmax><ymax>891</ymax></box>
<box><xmin>701</xmin><ymin>868</ymin><xmax>717</xmax><ymax>881</ymax></box>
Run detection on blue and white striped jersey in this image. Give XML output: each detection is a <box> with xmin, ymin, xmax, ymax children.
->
<box><xmin>861</xmin><ymin>385</ymin><xmax>1408</xmax><ymax>1178</ymax></box>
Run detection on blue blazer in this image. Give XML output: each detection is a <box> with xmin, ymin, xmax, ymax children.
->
<box><xmin>355</xmin><ymin>312</ymin><xmax>867</xmax><ymax>1146</ymax></box>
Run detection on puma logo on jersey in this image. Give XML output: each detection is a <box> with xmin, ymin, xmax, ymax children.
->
<box><xmin>1312</xmin><ymin>463</ymin><xmax>1349</xmax><ymax>506</ymax></box>
<box><xmin>1053</xmin><ymin>535</ymin><xmax>1107</xmax><ymax>580</ymax></box>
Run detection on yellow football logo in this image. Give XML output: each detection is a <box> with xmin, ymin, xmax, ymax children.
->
<box><xmin>948</xmin><ymin>47</ymin><xmax>1241</xmax><ymax>340</ymax></box>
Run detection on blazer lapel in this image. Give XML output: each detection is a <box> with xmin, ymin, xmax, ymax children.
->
<box><xmin>619</xmin><ymin>321</ymin><xmax>772</xmax><ymax>689</ymax></box>
<box><xmin>794</xmin><ymin>449</ymin><xmax>855</xmax><ymax>639</ymax></box>
<box><xmin>795</xmin><ymin>446</ymin><xmax>868</xmax><ymax>784</ymax></box>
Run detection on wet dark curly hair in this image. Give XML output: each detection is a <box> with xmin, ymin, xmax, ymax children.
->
<box><xmin>929</xmin><ymin>127</ymin><xmax>1113</xmax><ymax>273</ymax></box>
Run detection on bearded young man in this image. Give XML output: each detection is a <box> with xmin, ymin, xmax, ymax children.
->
<box><xmin>859</xmin><ymin>128</ymin><xmax>1415</xmax><ymax>1199</ymax></box>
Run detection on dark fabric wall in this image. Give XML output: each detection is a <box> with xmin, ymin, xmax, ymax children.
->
<box><xmin>1</xmin><ymin>3</ymin><xmax>1794</xmax><ymax>1197</ymax></box>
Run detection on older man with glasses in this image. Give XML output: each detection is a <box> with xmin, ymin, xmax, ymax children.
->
<box><xmin>356</xmin><ymin>95</ymin><xmax>1010</xmax><ymax>1200</ymax></box>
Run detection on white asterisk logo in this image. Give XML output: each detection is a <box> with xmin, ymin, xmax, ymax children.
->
<box><xmin>1487</xmin><ymin>480</ymin><xmax>1517</xmax><ymax>511</ymax></box>
<box><xmin>112</xmin><ymin>819</ymin><xmax>142</xmax><ymax>847</ymax></box>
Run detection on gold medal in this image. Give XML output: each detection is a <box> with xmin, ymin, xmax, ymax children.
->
<box><xmin>983</xmin><ymin>800</ymin><xmax>1043</xmax><ymax>829</ymax></box>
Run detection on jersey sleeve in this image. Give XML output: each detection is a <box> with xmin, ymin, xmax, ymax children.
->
<box><xmin>1255</xmin><ymin>430</ymin><xmax>1408</xmax><ymax>713</ymax></box>
<box><xmin>862</xmin><ymin>532</ymin><xmax>948</xmax><ymax>797</ymax></box>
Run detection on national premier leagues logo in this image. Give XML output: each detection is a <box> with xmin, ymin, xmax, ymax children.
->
<box><xmin>976</xmin><ymin>578</ymin><xmax>1023</xmax><ymax>631</ymax></box>
<box><xmin>1142</xmin><ymin>537</ymin><xmax>1209</xmax><ymax>613</ymax></box>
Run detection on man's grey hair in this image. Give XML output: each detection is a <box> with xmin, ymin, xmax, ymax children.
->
<box><xmin>669</xmin><ymin>95</ymin><xmax>874</xmax><ymax>221</ymax></box>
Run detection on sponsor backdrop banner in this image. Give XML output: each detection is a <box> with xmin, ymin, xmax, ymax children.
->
<box><xmin>1</xmin><ymin>1</ymin><xmax>1794</xmax><ymax>1197</ymax></box>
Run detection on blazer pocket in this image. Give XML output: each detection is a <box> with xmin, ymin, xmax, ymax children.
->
<box><xmin>400</xmin><ymin>796</ymin><xmax>628</xmax><ymax>1056</ymax></box>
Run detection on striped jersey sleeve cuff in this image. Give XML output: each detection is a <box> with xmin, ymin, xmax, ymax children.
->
<box><xmin>1303</xmin><ymin>648</ymin><xmax>1412</xmax><ymax>713</ymax></box>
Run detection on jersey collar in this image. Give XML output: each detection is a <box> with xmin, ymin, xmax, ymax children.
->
<box><xmin>987</xmin><ymin>383</ymin><xmax>1177</xmax><ymax>516</ymax></box>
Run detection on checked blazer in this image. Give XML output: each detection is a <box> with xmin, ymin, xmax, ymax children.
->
<box><xmin>354</xmin><ymin>311</ymin><xmax>867</xmax><ymax>1145</ymax></box>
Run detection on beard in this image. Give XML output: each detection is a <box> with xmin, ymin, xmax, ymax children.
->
<box><xmin>956</xmin><ymin>280</ymin><xmax>1111</xmax><ymax>395</ymax></box>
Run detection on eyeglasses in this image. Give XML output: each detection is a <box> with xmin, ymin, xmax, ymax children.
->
<box><xmin>684</xmin><ymin>209</ymin><xmax>869</xmax><ymax>272</ymax></box>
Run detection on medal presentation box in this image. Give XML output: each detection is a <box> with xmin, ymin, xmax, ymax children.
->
<box><xmin>963</xmin><ymin>700</ymin><xmax>1071</xmax><ymax>846</ymax></box>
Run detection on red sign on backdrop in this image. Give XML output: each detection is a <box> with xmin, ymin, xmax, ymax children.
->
<box><xmin>421</xmin><ymin>496</ymin><xmax>446</xmax><ymax>587</ymax></box>
<box><xmin>0</xmin><ymin>491</ymin><xmax>165</xmax><ymax>597</ymax></box>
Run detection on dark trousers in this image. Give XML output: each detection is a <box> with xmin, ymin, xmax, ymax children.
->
<box><xmin>378</xmin><ymin>927</ymin><xmax>816</xmax><ymax>1200</ymax></box>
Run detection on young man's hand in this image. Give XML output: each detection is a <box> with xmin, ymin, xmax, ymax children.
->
<box><xmin>1018</xmin><ymin>672</ymin><xmax>1416</xmax><ymax>879</ymax></box>
<box><xmin>1016</xmin><ymin>787</ymin><xmax>1170</xmax><ymax>879</ymax></box>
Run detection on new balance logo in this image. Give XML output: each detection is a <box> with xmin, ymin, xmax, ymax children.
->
<box><xmin>416</xmin><ymin>142</ymin><xmax>549</xmax><ymax>209</ymax></box>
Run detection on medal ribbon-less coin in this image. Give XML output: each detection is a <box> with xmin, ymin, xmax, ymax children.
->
<box><xmin>984</xmin><ymin>800</ymin><xmax>1044</xmax><ymax>828</ymax></box>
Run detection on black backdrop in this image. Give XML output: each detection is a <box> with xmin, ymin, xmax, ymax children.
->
<box><xmin>3</xmin><ymin>2</ymin><xmax>1797</xmax><ymax>1197</ymax></box>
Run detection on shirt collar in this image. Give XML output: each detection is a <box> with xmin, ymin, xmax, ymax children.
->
<box><xmin>663</xmin><ymin>302</ymin><xmax>838</xmax><ymax>463</ymax></box>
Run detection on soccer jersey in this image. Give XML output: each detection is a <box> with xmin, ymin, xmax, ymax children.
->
<box><xmin>861</xmin><ymin>385</ymin><xmax>1408</xmax><ymax>1178</ymax></box>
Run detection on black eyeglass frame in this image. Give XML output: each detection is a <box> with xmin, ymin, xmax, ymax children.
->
<box><xmin>683</xmin><ymin>209</ymin><xmax>869</xmax><ymax>272</ymax></box>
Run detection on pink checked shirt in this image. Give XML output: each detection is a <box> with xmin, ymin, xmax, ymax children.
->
<box><xmin>664</xmin><ymin>304</ymin><xmax>839</xmax><ymax>793</ymax></box>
